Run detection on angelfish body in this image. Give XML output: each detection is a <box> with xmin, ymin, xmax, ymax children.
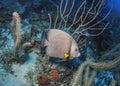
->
<box><xmin>41</xmin><ymin>29</ymin><xmax>80</xmax><ymax>61</ymax></box>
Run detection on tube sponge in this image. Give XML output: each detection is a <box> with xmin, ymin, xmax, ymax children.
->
<box><xmin>11</xmin><ymin>12</ymin><xmax>21</xmax><ymax>48</ymax></box>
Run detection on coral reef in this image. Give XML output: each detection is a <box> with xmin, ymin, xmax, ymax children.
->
<box><xmin>71</xmin><ymin>43</ymin><xmax>120</xmax><ymax>86</ymax></box>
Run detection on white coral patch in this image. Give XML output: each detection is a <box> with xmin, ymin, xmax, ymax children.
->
<box><xmin>0</xmin><ymin>52</ymin><xmax>38</xmax><ymax>86</ymax></box>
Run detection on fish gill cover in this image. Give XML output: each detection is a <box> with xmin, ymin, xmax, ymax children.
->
<box><xmin>0</xmin><ymin>0</ymin><xmax>120</xmax><ymax>86</ymax></box>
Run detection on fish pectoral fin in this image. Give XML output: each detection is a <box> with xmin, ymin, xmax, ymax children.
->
<box><xmin>64</xmin><ymin>53</ymin><xmax>70</xmax><ymax>59</ymax></box>
<box><xmin>56</xmin><ymin>59</ymin><xmax>67</xmax><ymax>62</ymax></box>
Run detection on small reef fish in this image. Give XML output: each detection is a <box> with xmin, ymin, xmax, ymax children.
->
<box><xmin>40</xmin><ymin>29</ymin><xmax>80</xmax><ymax>62</ymax></box>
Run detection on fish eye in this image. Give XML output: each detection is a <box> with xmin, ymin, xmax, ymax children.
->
<box><xmin>75</xmin><ymin>48</ymin><xmax>77</xmax><ymax>52</ymax></box>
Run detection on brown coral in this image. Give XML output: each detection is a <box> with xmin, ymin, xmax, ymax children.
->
<box><xmin>37</xmin><ymin>74</ymin><xmax>50</xmax><ymax>85</ymax></box>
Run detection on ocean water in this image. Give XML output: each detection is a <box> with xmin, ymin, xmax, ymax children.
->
<box><xmin>0</xmin><ymin>0</ymin><xmax>120</xmax><ymax>86</ymax></box>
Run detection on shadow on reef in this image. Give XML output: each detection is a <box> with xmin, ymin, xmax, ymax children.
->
<box><xmin>49</xmin><ymin>56</ymin><xmax>83</xmax><ymax>70</ymax></box>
